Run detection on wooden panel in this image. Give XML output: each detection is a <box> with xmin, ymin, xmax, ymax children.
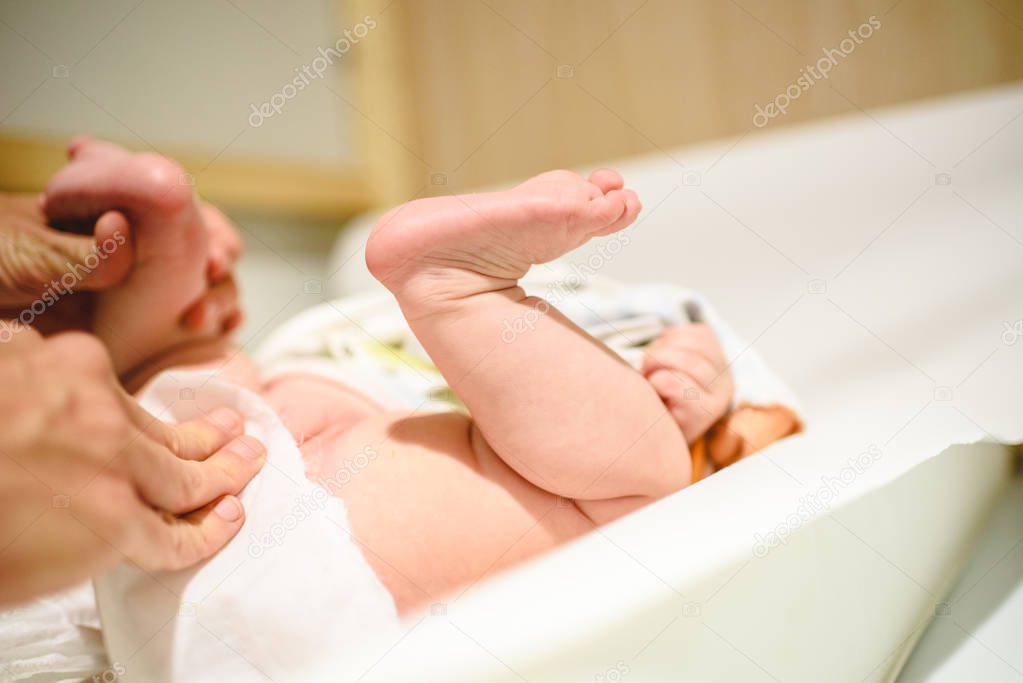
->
<box><xmin>347</xmin><ymin>0</ymin><xmax>1023</xmax><ymax>200</ymax></box>
<box><xmin>0</xmin><ymin>133</ymin><xmax>372</xmax><ymax>221</ymax></box>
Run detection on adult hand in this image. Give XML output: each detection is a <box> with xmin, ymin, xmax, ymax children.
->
<box><xmin>0</xmin><ymin>193</ymin><xmax>133</xmax><ymax>308</ymax></box>
<box><xmin>0</xmin><ymin>326</ymin><xmax>266</xmax><ymax>605</ymax></box>
<box><xmin>50</xmin><ymin>137</ymin><xmax>246</xmax><ymax>335</ymax></box>
<box><xmin>0</xmin><ymin>191</ymin><xmax>243</xmax><ymax>337</ymax></box>
<box><xmin>0</xmin><ymin>136</ymin><xmax>246</xmax><ymax>337</ymax></box>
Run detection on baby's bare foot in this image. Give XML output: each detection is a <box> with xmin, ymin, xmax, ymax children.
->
<box><xmin>642</xmin><ymin>324</ymin><xmax>735</xmax><ymax>444</ymax></box>
<box><xmin>365</xmin><ymin>169</ymin><xmax>640</xmax><ymax>312</ymax></box>
<box><xmin>42</xmin><ymin>138</ymin><xmax>208</xmax><ymax>374</ymax></box>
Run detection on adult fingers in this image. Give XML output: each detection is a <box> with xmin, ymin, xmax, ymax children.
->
<box><xmin>119</xmin><ymin>388</ymin><xmax>247</xmax><ymax>461</ymax></box>
<box><xmin>129</xmin><ymin>434</ymin><xmax>265</xmax><ymax>514</ymax></box>
<box><xmin>0</xmin><ymin>212</ymin><xmax>132</xmax><ymax>306</ymax></box>
<box><xmin>132</xmin><ymin>494</ymin><xmax>246</xmax><ymax>571</ymax></box>
<box><xmin>74</xmin><ymin>210</ymin><xmax>134</xmax><ymax>291</ymax></box>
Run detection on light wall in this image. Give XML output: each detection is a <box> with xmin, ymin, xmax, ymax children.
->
<box><xmin>0</xmin><ymin>0</ymin><xmax>369</xmax><ymax>219</ymax></box>
<box><xmin>349</xmin><ymin>0</ymin><xmax>1023</xmax><ymax>202</ymax></box>
<box><xmin>1</xmin><ymin>1</ymin><xmax>1021</xmax><ymax>216</ymax></box>
<box><xmin>0</xmin><ymin>0</ymin><xmax>356</xmax><ymax>164</ymax></box>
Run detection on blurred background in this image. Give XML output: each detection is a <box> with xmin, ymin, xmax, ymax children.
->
<box><xmin>1</xmin><ymin>3</ymin><xmax>1021</xmax><ymax>681</ymax></box>
<box><xmin>1</xmin><ymin>0</ymin><xmax>1021</xmax><ymax>340</ymax></box>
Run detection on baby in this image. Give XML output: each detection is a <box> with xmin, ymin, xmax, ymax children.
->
<box><xmin>41</xmin><ymin>138</ymin><xmax>750</xmax><ymax>614</ymax></box>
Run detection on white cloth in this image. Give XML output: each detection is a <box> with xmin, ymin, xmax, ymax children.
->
<box><xmin>94</xmin><ymin>371</ymin><xmax>399</xmax><ymax>683</ymax></box>
<box><xmin>255</xmin><ymin>265</ymin><xmax>799</xmax><ymax>413</ymax></box>
<box><xmin>0</xmin><ymin>582</ymin><xmax>107</xmax><ymax>683</ymax></box>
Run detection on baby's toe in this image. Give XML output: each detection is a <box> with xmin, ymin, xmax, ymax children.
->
<box><xmin>587</xmin><ymin>168</ymin><xmax>624</xmax><ymax>194</ymax></box>
<box><xmin>201</xmin><ymin>203</ymin><xmax>243</xmax><ymax>280</ymax></box>
<box><xmin>593</xmin><ymin>189</ymin><xmax>640</xmax><ymax>236</ymax></box>
<box><xmin>526</xmin><ymin>169</ymin><xmax>583</xmax><ymax>185</ymax></box>
<box><xmin>67</xmin><ymin>136</ymin><xmax>130</xmax><ymax>162</ymax></box>
<box><xmin>584</xmin><ymin>188</ymin><xmax>640</xmax><ymax>235</ymax></box>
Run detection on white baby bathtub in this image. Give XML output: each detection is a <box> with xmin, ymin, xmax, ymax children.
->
<box><xmin>327</xmin><ymin>83</ymin><xmax>1023</xmax><ymax>682</ymax></box>
<box><xmin>340</xmin><ymin>442</ymin><xmax>1012</xmax><ymax>683</ymax></box>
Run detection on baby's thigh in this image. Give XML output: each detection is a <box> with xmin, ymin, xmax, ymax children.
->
<box><xmin>304</xmin><ymin>411</ymin><xmax>592</xmax><ymax>613</ymax></box>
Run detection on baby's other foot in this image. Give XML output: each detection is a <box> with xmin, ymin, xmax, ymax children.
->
<box><xmin>366</xmin><ymin>169</ymin><xmax>640</xmax><ymax>310</ymax></box>
<box><xmin>63</xmin><ymin>137</ymin><xmax>241</xmax><ymax>281</ymax></box>
<box><xmin>642</xmin><ymin>324</ymin><xmax>734</xmax><ymax>444</ymax></box>
<box><xmin>42</xmin><ymin>137</ymin><xmax>208</xmax><ymax>374</ymax></box>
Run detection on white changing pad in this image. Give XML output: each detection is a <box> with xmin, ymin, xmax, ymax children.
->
<box><xmin>5</xmin><ymin>83</ymin><xmax>1019</xmax><ymax>683</ymax></box>
<box><xmin>321</xmin><ymin>84</ymin><xmax>1023</xmax><ymax>682</ymax></box>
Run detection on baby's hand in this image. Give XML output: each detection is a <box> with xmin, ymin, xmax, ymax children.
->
<box><xmin>641</xmin><ymin>324</ymin><xmax>734</xmax><ymax>444</ymax></box>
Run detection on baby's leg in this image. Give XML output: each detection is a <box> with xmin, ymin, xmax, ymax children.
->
<box><xmin>367</xmin><ymin>170</ymin><xmax>689</xmax><ymax>523</ymax></box>
<box><xmin>41</xmin><ymin>138</ymin><xmax>227</xmax><ymax>375</ymax></box>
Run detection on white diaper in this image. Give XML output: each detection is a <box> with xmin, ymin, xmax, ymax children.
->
<box><xmin>0</xmin><ymin>581</ymin><xmax>106</xmax><ymax>683</ymax></box>
<box><xmin>95</xmin><ymin>371</ymin><xmax>400</xmax><ymax>683</ymax></box>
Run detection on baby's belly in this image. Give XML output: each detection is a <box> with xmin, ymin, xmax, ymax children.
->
<box><xmin>299</xmin><ymin>410</ymin><xmax>595</xmax><ymax>614</ymax></box>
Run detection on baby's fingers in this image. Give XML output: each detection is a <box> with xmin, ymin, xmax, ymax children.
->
<box><xmin>647</xmin><ymin>366</ymin><xmax>696</xmax><ymax>401</ymax></box>
<box><xmin>647</xmin><ymin>368</ymin><xmax>712</xmax><ymax>442</ymax></box>
<box><xmin>653</xmin><ymin>325</ymin><xmax>721</xmax><ymax>362</ymax></box>
<box><xmin>641</xmin><ymin>345</ymin><xmax>717</xmax><ymax>386</ymax></box>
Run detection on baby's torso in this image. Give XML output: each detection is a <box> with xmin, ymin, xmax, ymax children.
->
<box><xmin>262</xmin><ymin>373</ymin><xmax>594</xmax><ymax>614</ymax></box>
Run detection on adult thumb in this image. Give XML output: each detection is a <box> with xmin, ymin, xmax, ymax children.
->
<box><xmin>0</xmin><ymin>211</ymin><xmax>133</xmax><ymax>307</ymax></box>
